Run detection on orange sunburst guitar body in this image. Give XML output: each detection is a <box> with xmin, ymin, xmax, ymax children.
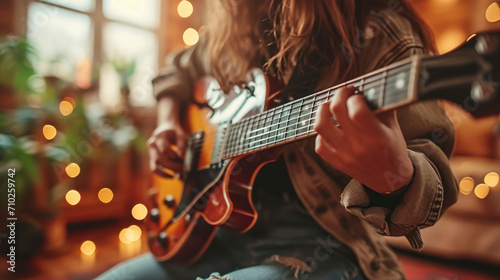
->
<box><xmin>147</xmin><ymin>31</ymin><xmax>500</xmax><ymax>265</ymax></box>
<box><xmin>147</xmin><ymin>69</ymin><xmax>283</xmax><ymax>264</ymax></box>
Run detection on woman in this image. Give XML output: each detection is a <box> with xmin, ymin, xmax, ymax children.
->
<box><xmin>98</xmin><ymin>0</ymin><xmax>458</xmax><ymax>279</ymax></box>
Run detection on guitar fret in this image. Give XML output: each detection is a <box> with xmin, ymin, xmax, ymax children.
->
<box><xmin>221</xmin><ymin>59</ymin><xmax>416</xmax><ymax>159</ymax></box>
<box><xmin>384</xmin><ymin>64</ymin><xmax>412</xmax><ymax>107</ymax></box>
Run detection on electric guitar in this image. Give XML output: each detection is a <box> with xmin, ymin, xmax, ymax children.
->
<box><xmin>146</xmin><ymin>31</ymin><xmax>500</xmax><ymax>265</ymax></box>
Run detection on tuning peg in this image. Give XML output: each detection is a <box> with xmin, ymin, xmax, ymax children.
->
<box><xmin>475</xmin><ymin>34</ymin><xmax>500</xmax><ymax>55</ymax></box>
<box><xmin>471</xmin><ymin>79</ymin><xmax>496</xmax><ymax>103</ymax></box>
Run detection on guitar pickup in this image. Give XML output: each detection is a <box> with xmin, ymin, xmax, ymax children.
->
<box><xmin>183</xmin><ymin>131</ymin><xmax>204</xmax><ymax>175</ymax></box>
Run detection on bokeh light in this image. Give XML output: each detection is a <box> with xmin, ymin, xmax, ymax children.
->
<box><xmin>42</xmin><ymin>125</ymin><xmax>57</xmax><ymax>140</ymax></box>
<box><xmin>98</xmin><ymin>188</ymin><xmax>114</xmax><ymax>203</ymax></box>
<box><xmin>126</xmin><ymin>225</ymin><xmax>142</xmax><ymax>242</ymax></box>
<box><xmin>119</xmin><ymin>228</ymin><xmax>131</xmax><ymax>244</ymax></box>
<box><xmin>183</xmin><ymin>28</ymin><xmax>199</xmax><ymax>46</ymax></box>
<box><xmin>80</xmin><ymin>240</ymin><xmax>96</xmax><ymax>256</ymax></box>
<box><xmin>66</xmin><ymin>190</ymin><xmax>81</xmax><ymax>205</ymax></box>
<box><xmin>474</xmin><ymin>183</ymin><xmax>490</xmax><ymax>199</ymax></box>
<box><xmin>59</xmin><ymin>100</ymin><xmax>74</xmax><ymax>116</ymax></box>
<box><xmin>486</xmin><ymin>2</ymin><xmax>500</xmax><ymax>23</ymax></box>
<box><xmin>484</xmin><ymin>172</ymin><xmax>499</xmax><ymax>187</ymax></box>
<box><xmin>459</xmin><ymin>177</ymin><xmax>474</xmax><ymax>195</ymax></box>
<box><xmin>131</xmin><ymin>203</ymin><xmax>148</xmax><ymax>221</ymax></box>
<box><xmin>65</xmin><ymin>163</ymin><xmax>81</xmax><ymax>178</ymax></box>
<box><xmin>177</xmin><ymin>0</ymin><xmax>193</xmax><ymax>18</ymax></box>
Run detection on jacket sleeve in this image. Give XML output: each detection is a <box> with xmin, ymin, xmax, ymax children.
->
<box><xmin>151</xmin><ymin>36</ymin><xmax>210</xmax><ymax>104</ymax></box>
<box><xmin>341</xmin><ymin>12</ymin><xmax>458</xmax><ymax>249</ymax></box>
<box><xmin>340</xmin><ymin>45</ymin><xmax>459</xmax><ymax>249</ymax></box>
<box><xmin>338</xmin><ymin>11</ymin><xmax>460</xmax><ymax>249</ymax></box>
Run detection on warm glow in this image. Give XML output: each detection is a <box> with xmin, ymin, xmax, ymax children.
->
<box><xmin>75</xmin><ymin>58</ymin><xmax>92</xmax><ymax>89</ymax></box>
<box><xmin>177</xmin><ymin>0</ymin><xmax>193</xmax><ymax>18</ymax></box>
<box><xmin>131</xmin><ymin>203</ymin><xmax>148</xmax><ymax>221</ymax></box>
<box><xmin>475</xmin><ymin>183</ymin><xmax>490</xmax><ymax>199</ymax></box>
<box><xmin>486</xmin><ymin>2</ymin><xmax>500</xmax><ymax>23</ymax></box>
<box><xmin>59</xmin><ymin>100</ymin><xmax>74</xmax><ymax>116</ymax></box>
<box><xmin>98</xmin><ymin>188</ymin><xmax>114</xmax><ymax>203</ymax></box>
<box><xmin>183</xmin><ymin>28</ymin><xmax>199</xmax><ymax>46</ymax></box>
<box><xmin>42</xmin><ymin>125</ymin><xmax>57</xmax><ymax>140</ymax></box>
<box><xmin>459</xmin><ymin>177</ymin><xmax>475</xmax><ymax>195</ymax></box>
<box><xmin>126</xmin><ymin>225</ymin><xmax>142</xmax><ymax>242</ymax></box>
<box><xmin>119</xmin><ymin>228</ymin><xmax>131</xmax><ymax>244</ymax></box>
<box><xmin>80</xmin><ymin>240</ymin><xmax>96</xmax><ymax>256</ymax></box>
<box><xmin>66</xmin><ymin>190</ymin><xmax>81</xmax><ymax>205</ymax></box>
<box><xmin>484</xmin><ymin>172</ymin><xmax>499</xmax><ymax>187</ymax></box>
<box><xmin>436</xmin><ymin>29</ymin><xmax>466</xmax><ymax>54</ymax></box>
<box><xmin>65</xmin><ymin>163</ymin><xmax>81</xmax><ymax>178</ymax></box>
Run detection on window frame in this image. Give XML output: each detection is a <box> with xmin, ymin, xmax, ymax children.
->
<box><xmin>14</xmin><ymin>0</ymin><xmax>167</xmax><ymax>106</ymax></box>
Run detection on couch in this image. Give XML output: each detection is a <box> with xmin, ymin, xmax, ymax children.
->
<box><xmin>386</xmin><ymin>101</ymin><xmax>500</xmax><ymax>266</ymax></box>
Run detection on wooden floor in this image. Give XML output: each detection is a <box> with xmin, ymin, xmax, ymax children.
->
<box><xmin>2</xmin><ymin>220</ymin><xmax>500</xmax><ymax>280</ymax></box>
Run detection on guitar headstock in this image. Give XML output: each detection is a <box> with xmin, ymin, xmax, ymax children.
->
<box><xmin>418</xmin><ymin>31</ymin><xmax>500</xmax><ymax>118</ymax></box>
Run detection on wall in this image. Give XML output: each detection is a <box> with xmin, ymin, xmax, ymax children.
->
<box><xmin>0</xmin><ymin>0</ymin><xmax>15</xmax><ymax>35</ymax></box>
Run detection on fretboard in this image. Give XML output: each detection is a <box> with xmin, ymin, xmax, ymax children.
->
<box><xmin>221</xmin><ymin>57</ymin><xmax>418</xmax><ymax>159</ymax></box>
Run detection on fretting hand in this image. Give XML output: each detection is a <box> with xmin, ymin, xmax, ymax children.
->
<box><xmin>314</xmin><ymin>86</ymin><xmax>414</xmax><ymax>193</ymax></box>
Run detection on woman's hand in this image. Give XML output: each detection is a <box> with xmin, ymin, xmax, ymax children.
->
<box><xmin>313</xmin><ymin>86</ymin><xmax>414</xmax><ymax>193</ymax></box>
<box><xmin>147</xmin><ymin>97</ymin><xmax>187</xmax><ymax>177</ymax></box>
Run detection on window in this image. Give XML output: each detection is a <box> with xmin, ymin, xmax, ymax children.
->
<box><xmin>22</xmin><ymin>0</ymin><xmax>163</xmax><ymax>107</ymax></box>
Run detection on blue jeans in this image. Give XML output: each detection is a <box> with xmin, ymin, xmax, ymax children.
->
<box><xmin>97</xmin><ymin>162</ymin><xmax>366</xmax><ymax>280</ymax></box>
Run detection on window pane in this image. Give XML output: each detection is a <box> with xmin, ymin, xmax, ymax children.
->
<box><xmin>101</xmin><ymin>23</ymin><xmax>157</xmax><ymax>107</ymax></box>
<box><xmin>103</xmin><ymin>0</ymin><xmax>160</xmax><ymax>28</ymax></box>
<box><xmin>41</xmin><ymin>0</ymin><xmax>94</xmax><ymax>12</ymax></box>
<box><xmin>28</xmin><ymin>3</ymin><xmax>92</xmax><ymax>85</ymax></box>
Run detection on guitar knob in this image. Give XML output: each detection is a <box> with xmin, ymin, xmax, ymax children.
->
<box><xmin>157</xmin><ymin>231</ymin><xmax>169</xmax><ymax>248</ymax></box>
<box><xmin>150</xmin><ymin>208</ymin><xmax>160</xmax><ymax>223</ymax></box>
<box><xmin>164</xmin><ymin>194</ymin><xmax>175</xmax><ymax>208</ymax></box>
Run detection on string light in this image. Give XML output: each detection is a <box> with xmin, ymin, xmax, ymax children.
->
<box><xmin>65</xmin><ymin>163</ymin><xmax>81</xmax><ymax>178</ymax></box>
<box><xmin>66</xmin><ymin>190</ymin><xmax>81</xmax><ymax>205</ymax></box>
<box><xmin>98</xmin><ymin>188</ymin><xmax>114</xmax><ymax>203</ymax></box>
<box><xmin>177</xmin><ymin>0</ymin><xmax>193</xmax><ymax>18</ymax></box>
<box><xmin>80</xmin><ymin>240</ymin><xmax>96</xmax><ymax>256</ymax></box>
<box><xmin>42</xmin><ymin>125</ymin><xmax>57</xmax><ymax>140</ymax></box>
<box><xmin>131</xmin><ymin>203</ymin><xmax>148</xmax><ymax>221</ymax></box>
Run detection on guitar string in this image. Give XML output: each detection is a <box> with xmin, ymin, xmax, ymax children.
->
<box><xmin>189</xmin><ymin>76</ymin><xmax>404</xmax><ymax>156</ymax></box>
<box><xmin>222</xmin><ymin>75</ymin><xmax>410</xmax><ymax>157</ymax></box>
<box><xmin>189</xmin><ymin>64</ymin><xmax>411</xmax><ymax>157</ymax></box>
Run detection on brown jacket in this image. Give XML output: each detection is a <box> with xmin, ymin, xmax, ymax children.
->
<box><xmin>152</xmin><ymin>11</ymin><xmax>459</xmax><ymax>280</ymax></box>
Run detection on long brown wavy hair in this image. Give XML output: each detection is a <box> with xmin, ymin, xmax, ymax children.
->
<box><xmin>206</xmin><ymin>0</ymin><xmax>435</xmax><ymax>92</ymax></box>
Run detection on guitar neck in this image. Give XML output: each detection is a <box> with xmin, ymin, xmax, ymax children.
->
<box><xmin>220</xmin><ymin>56</ymin><xmax>420</xmax><ymax>159</ymax></box>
